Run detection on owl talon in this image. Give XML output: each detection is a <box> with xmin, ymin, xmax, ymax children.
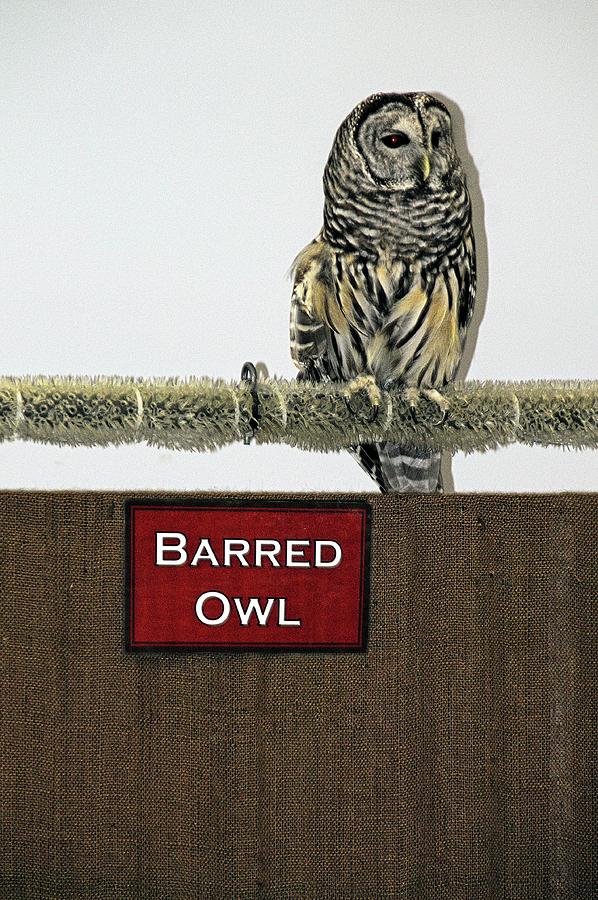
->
<box><xmin>401</xmin><ymin>387</ymin><xmax>421</xmax><ymax>424</ymax></box>
<box><xmin>343</xmin><ymin>374</ymin><xmax>382</xmax><ymax>422</ymax></box>
<box><xmin>344</xmin><ymin>395</ymin><xmax>357</xmax><ymax>416</ymax></box>
<box><xmin>421</xmin><ymin>388</ymin><xmax>450</xmax><ymax>426</ymax></box>
<box><xmin>402</xmin><ymin>387</ymin><xmax>450</xmax><ymax>427</ymax></box>
<box><xmin>346</xmin><ymin>397</ymin><xmax>380</xmax><ymax>422</ymax></box>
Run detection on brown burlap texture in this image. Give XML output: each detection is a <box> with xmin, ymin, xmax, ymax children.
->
<box><xmin>0</xmin><ymin>492</ymin><xmax>595</xmax><ymax>899</ymax></box>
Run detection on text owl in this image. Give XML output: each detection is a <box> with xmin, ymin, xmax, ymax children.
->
<box><xmin>290</xmin><ymin>92</ymin><xmax>476</xmax><ymax>491</ymax></box>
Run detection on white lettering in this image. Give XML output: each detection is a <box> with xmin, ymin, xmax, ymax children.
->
<box><xmin>156</xmin><ymin>532</ymin><xmax>187</xmax><ymax>566</ymax></box>
<box><xmin>314</xmin><ymin>540</ymin><xmax>342</xmax><ymax>568</ymax></box>
<box><xmin>155</xmin><ymin>534</ymin><xmax>344</xmax><ymax>569</ymax></box>
<box><xmin>223</xmin><ymin>539</ymin><xmax>250</xmax><ymax>567</ymax></box>
<box><xmin>195</xmin><ymin>591</ymin><xmax>230</xmax><ymax>625</ymax></box>
<box><xmin>233</xmin><ymin>596</ymin><xmax>275</xmax><ymax>626</ymax></box>
<box><xmin>278</xmin><ymin>598</ymin><xmax>301</xmax><ymax>626</ymax></box>
<box><xmin>254</xmin><ymin>539</ymin><xmax>281</xmax><ymax>567</ymax></box>
<box><xmin>189</xmin><ymin>538</ymin><xmax>219</xmax><ymax>567</ymax></box>
<box><xmin>286</xmin><ymin>540</ymin><xmax>310</xmax><ymax>567</ymax></box>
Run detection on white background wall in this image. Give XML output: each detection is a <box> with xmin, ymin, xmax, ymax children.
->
<box><xmin>1</xmin><ymin>0</ymin><xmax>596</xmax><ymax>492</ymax></box>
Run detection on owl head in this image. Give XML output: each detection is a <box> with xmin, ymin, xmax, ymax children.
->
<box><xmin>329</xmin><ymin>92</ymin><xmax>462</xmax><ymax>195</ymax></box>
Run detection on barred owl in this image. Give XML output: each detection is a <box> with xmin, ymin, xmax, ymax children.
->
<box><xmin>290</xmin><ymin>92</ymin><xmax>475</xmax><ymax>492</ymax></box>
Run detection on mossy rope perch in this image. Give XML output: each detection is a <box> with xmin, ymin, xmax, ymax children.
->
<box><xmin>1</xmin><ymin>371</ymin><xmax>597</xmax><ymax>454</ymax></box>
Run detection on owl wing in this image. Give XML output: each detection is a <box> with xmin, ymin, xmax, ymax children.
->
<box><xmin>289</xmin><ymin>239</ymin><xmax>347</xmax><ymax>381</ymax></box>
<box><xmin>289</xmin><ymin>280</ymin><xmax>328</xmax><ymax>379</ymax></box>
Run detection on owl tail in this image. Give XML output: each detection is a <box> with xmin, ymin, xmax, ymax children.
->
<box><xmin>351</xmin><ymin>442</ymin><xmax>442</xmax><ymax>493</ymax></box>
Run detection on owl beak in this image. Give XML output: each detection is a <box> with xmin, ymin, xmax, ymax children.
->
<box><xmin>419</xmin><ymin>153</ymin><xmax>431</xmax><ymax>181</ymax></box>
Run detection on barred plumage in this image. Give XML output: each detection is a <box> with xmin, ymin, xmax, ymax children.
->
<box><xmin>290</xmin><ymin>93</ymin><xmax>476</xmax><ymax>492</ymax></box>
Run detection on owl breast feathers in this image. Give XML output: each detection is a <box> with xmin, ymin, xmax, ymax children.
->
<box><xmin>289</xmin><ymin>92</ymin><xmax>476</xmax><ymax>493</ymax></box>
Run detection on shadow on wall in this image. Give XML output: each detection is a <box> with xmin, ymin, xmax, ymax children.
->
<box><xmin>435</xmin><ymin>92</ymin><xmax>489</xmax><ymax>492</ymax></box>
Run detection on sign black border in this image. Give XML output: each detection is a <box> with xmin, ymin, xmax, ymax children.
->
<box><xmin>124</xmin><ymin>497</ymin><xmax>371</xmax><ymax>654</ymax></box>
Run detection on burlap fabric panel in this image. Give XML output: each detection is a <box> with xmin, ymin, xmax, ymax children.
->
<box><xmin>0</xmin><ymin>492</ymin><xmax>595</xmax><ymax>899</ymax></box>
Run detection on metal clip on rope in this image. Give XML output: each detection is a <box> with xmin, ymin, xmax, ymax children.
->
<box><xmin>240</xmin><ymin>362</ymin><xmax>261</xmax><ymax>445</ymax></box>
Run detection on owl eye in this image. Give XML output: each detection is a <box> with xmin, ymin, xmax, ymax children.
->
<box><xmin>431</xmin><ymin>129</ymin><xmax>442</xmax><ymax>149</ymax></box>
<box><xmin>381</xmin><ymin>132</ymin><xmax>410</xmax><ymax>148</ymax></box>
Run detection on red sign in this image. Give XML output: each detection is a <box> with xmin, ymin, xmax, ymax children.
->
<box><xmin>126</xmin><ymin>500</ymin><xmax>370</xmax><ymax>651</ymax></box>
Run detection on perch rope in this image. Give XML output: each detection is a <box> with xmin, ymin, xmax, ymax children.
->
<box><xmin>12</xmin><ymin>387</ymin><xmax>24</xmax><ymax>439</ymax></box>
<box><xmin>0</xmin><ymin>374</ymin><xmax>596</xmax><ymax>455</ymax></box>
<box><xmin>133</xmin><ymin>386</ymin><xmax>144</xmax><ymax>431</ymax></box>
<box><xmin>269</xmin><ymin>379</ymin><xmax>288</xmax><ymax>432</ymax></box>
<box><xmin>511</xmin><ymin>391</ymin><xmax>521</xmax><ymax>432</ymax></box>
<box><xmin>227</xmin><ymin>385</ymin><xmax>242</xmax><ymax>435</ymax></box>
